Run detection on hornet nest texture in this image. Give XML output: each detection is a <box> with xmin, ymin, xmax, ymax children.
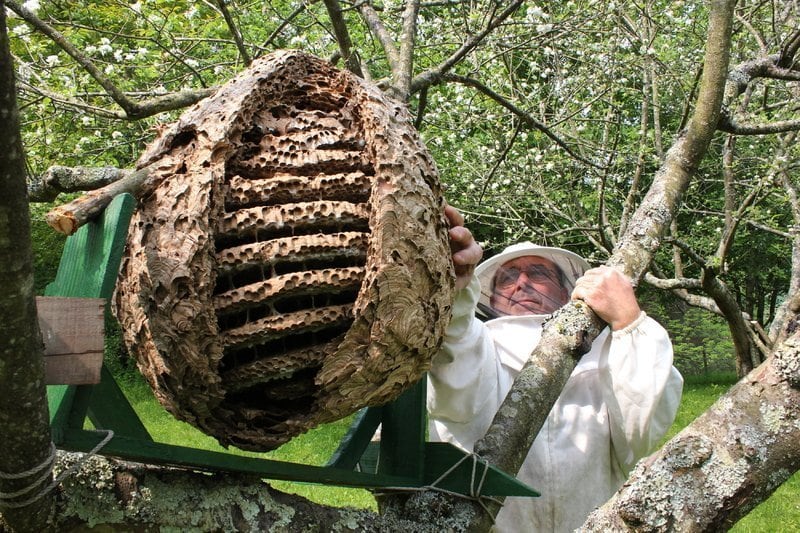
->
<box><xmin>113</xmin><ymin>50</ymin><xmax>454</xmax><ymax>451</ymax></box>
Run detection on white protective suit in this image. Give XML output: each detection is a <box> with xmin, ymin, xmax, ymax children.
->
<box><xmin>427</xmin><ymin>272</ymin><xmax>683</xmax><ymax>532</ymax></box>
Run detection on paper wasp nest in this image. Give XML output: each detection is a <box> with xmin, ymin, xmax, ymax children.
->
<box><xmin>114</xmin><ymin>50</ymin><xmax>454</xmax><ymax>451</ymax></box>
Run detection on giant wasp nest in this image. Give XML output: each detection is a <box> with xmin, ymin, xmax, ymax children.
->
<box><xmin>114</xmin><ymin>50</ymin><xmax>454</xmax><ymax>451</ymax></box>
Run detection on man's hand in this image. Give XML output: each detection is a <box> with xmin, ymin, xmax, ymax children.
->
<box><xmin>571</xmin><ymin>266</ymin><xmax>641</xmax><ymax>331</ymax></box>
<box><xmin>444</xmin><ymin>204</ymin><xmax>482</xmax><ymax>291</ymax></box>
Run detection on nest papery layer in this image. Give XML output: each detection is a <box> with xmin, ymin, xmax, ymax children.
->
<box><xmin>114</xmin><ymin>50</ymin><xmax>454</xmax><ymax>451</ymax></box>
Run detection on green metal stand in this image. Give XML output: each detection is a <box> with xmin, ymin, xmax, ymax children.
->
<box><xmin>45</xmin><ymin>193</ymin><xmax>538</xmax><ymax>498</ymax></box>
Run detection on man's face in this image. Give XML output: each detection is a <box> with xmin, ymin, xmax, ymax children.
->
<box><xmin>489</xmin><ymin>255</ymin><xmax>569</xmax><ymax>316</ymax></box>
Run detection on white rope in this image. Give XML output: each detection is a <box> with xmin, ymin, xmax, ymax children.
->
<box><xmin>373</xmin><ymin>451</ymin><xmax>503</xmax><ymax>523</ymax></box>
<box><xmin>0</xmin><ymin>430</ymin><xmax>114</xmax><ymax>509</ymax></box>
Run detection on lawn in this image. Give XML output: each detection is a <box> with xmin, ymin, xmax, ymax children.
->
<box><xmin>114</xmin><ymin>369</ymin><xmax>799</xmax><ymax>527</ymax></box>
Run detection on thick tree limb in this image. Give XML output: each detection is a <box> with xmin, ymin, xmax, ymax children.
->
<box><xmin>0</xmin><ymin>4</ymin><xmax>55</xmax><ymax>529</ymax></box>
<box><xmin>392</xmin><ymin>0</ymin><xmax>421</xmax><ymax>101</ymax></box>
<box><xmin>323</xmin><ymin>0</ymin><xmax>364</xmax><ymax>77</ymax></box>
<box><xmin>478</xmin><ymin>0</ymin><xmax>736</xmax><ymax>528</ymax></box>
<box><xmin>585</xmin><ymin>302</ymin><xmax>800</xmax><ymax>530</ymax></box>
<box><xmin>30</xmin><ymin>453</ymin><xmax>424</xmax><ymax>531</ymax></box>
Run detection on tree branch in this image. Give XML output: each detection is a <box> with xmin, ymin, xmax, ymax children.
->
<box><xmin>7</xmin><ymin>0</ymin><xmax>214</xmax><ymax>119</ymax></box>
<box><xmin>358</xmin><ymin>3</ymin><xmax>401</xmax><ymax>74</ymax></box>
<box><xmin>442</xmin><ymin>73</ymin><xmax>602</xmax><ymax>169</ymax></box>
<box><xmin>323</xmin><ymin>0</ymin><xmax>364</xmax><ymax>77</ymax></box>
<box><xmin>29</xmin><ymin>165</ymin><xmax>131</xmax><ymax>202</ymax></box>
<box><xmin>586</xmin><ymin>311</ymin><xmax>800</xmax><ymax>529</ymax></box>
<box><xmin>392</xmin><ymin>0</ymin><xmax>421</xmax><ymax>101</ymax></box>
<box><xmin>43</xmin><ymin>162</ymin><xmax>167</xmax><ymax>235</ymax></box>
<box><xmin>717</xmin><ymin>115</ymin><xmax>800</xmax><ymax>135</ymax></box>
<box><xmin>408</xmin><ymin>0</ymin><xmax>524</xmax><ymax>93</ymax></box>
<box><xmin>214</xmin><ymin>0</ymin><xmax>252</xmax><ymax>65</ymax></box>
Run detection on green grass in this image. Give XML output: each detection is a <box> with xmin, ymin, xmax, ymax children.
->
<box><xmin>112</xmin><ymin>366</ymin><xmax>377</xmax><ymax>510</ymax></box>
<box><xmin>113</xmin><ymin>369</ymin><xmax>799</xmax><ymax>527</ymax></box>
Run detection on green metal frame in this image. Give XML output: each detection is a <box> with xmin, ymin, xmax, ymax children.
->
<box><xmin>45</xmin><ymin>193</ymin><xmax>538</xmax><ymax>498</ymax></box>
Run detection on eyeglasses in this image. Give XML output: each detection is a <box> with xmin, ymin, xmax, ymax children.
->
<box><xmin>494</xmin><ymin>265</ymin><xmax>561</xmax><ymax>289</ymax></box>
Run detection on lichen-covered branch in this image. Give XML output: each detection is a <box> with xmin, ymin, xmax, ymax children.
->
<box><xmin>29</xmin><ymin>165</ymin><xmax>130</xmax><ymax>202</ymax></box>
<box><xmin>584</xmin><ymin>308</ymin><xmax>800</xmax><ymax>531</ymax></box>
<box><xmin>38</xmin><ymin>453</ymin><xmax>423</xmax><ymax>532</ymax></box>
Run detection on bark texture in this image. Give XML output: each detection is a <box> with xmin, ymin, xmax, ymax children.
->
<box><xmin>113</xmin><ymin>50</ymin><xmax>454</xmax><ymax>451</ymax></box>
<box><xmin>41</xmin><ymin>452</ymin><xmax>420</xmax><ymax>532</ymax></box>
<box><xmin>0</xmin><ymin>3</ymin><xmax>55</xmax><ymax>529</ymax></box>
<box><xmin>584</xmin><ymin>297</ymin><xmax>800</xmax><ymax>531</ymax></box>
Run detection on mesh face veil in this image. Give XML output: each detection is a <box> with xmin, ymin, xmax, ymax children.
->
<box><xmin>474</xmin><ymin>242</ymin><xmax>590</xmax><ymax>318</ymax></box>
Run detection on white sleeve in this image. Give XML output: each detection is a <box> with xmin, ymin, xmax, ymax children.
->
<box><xmin>427</xmin><ymin>276</ymin><xmax>507</xmax><ymax>430</ymax></box>
<box><xmin>601</xmin><ymin>312</ymin><xmax>684</xmax><ymax>473</ymax></box>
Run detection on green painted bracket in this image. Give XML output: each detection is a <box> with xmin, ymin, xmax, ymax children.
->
<box><xmin>58</xmin><ymin>428</ymin><xmax>537</xmax><ymax>496</ymax></box>
<box><xmin>45</xmin><ymin>193</ymin><xmax>151</xmax><ymax>443</ymax></box>
<box><xmin>43</xmin><ymin>192</ymin><xmax>539</xmax><ymax>498</ymax></box>
<box><xmin>326</xmin><ymin>380</ymin><xmax>539</xmax><ymax>497</ymax></box>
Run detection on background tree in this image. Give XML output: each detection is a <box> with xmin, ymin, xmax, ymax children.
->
<box><xmin>0</xmin><ymin>1</ymin><xmax>54</xmax><ymax>529</ymax></box>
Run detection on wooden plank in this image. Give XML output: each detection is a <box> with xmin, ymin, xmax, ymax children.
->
<box><xmin>37</xmin><ymin>296</ymin><xmax>104</xmax><ymax>385</ymax></box>
<box><xmin>59</xmin><ymin>429</ymin><xmax>539</xmax><ymax>496</ymax></box>
<box><xmin>45</xmin><ymin>194</ymin><xmax>140</xmax><ymax>434</ymax></box>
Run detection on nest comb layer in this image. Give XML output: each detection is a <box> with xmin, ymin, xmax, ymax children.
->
<box><xmin>113</xmin><ymin>50</ymin><xmax>454</xmax><ymax>451</ymax></box>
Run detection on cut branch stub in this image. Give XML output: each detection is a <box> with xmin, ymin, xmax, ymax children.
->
<box><xmin>113</xmin><ymin>50</ymin><xmax>454</xmax><ymax>451</ymax></box>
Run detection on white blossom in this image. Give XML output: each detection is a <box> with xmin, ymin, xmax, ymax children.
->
<box><xmin>45</xmin><ymin>55</ymin><xmax>60</xmax><ymax>67</ymax></box>
<box><xmin>98</xmin><ymin>42</ymin><xmax>113</xmax><ymax>56</ymax></box>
